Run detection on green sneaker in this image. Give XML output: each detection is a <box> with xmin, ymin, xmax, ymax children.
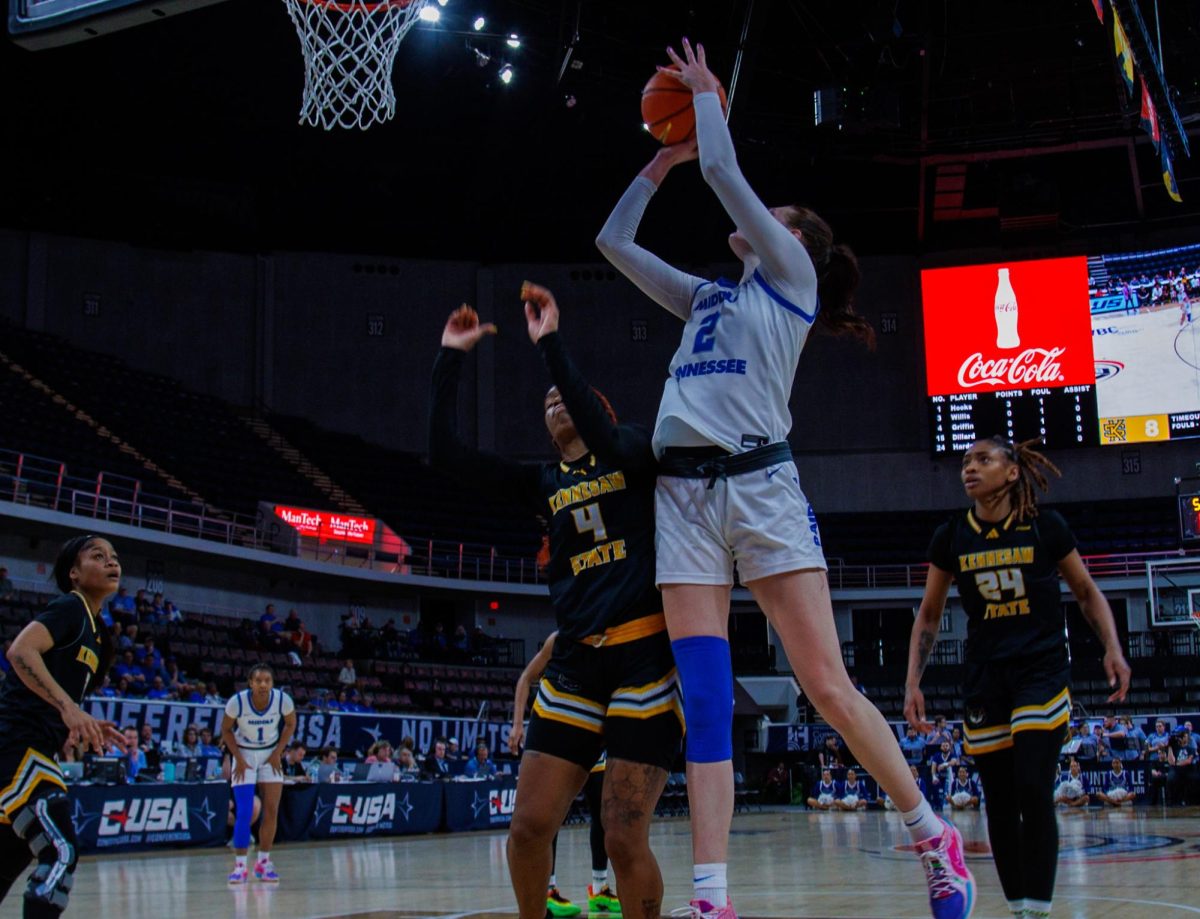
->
<box><xmin>547</xmin><ymin>887</ymin><xmax>582</xmax><ymax>918</ymax></box>
<box><xmin>588</xmin><ymin>884</ymin><xmax>622</xmax><ymax>916</ymax></box>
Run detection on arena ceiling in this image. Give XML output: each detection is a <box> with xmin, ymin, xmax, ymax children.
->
<box><xmin>2</xmin><ymin>0</ymin><xmax>1199</xmax><ymax>262</ymax></box>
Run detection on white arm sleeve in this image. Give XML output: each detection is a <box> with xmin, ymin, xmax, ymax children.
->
<box><xmin>596</xmin><ymin>176</ymin><xmax>705</xmax><ymax>321</ymax></box>
<box><xmin>693</xmin><ymin>92</ymin><xmax>816</xmax><ymax>296</ymax></box>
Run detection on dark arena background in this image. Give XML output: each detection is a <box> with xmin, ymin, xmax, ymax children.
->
<box><xmin>1</xmin><ymin>1</ymin><xmax>1199</xmax><ymax>917</ymax></box>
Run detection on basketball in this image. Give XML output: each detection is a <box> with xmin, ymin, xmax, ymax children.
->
<box><xmin>640</xmin><ymin>68</ymin><xmax>727</xmax><ymax>145</ymax></box>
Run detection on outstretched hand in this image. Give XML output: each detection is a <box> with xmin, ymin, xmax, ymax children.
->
<box><xmin>442</xmin><ymin>304</ymin><xmax>497</xmax><ymax>352</ymax></box>
<box><xmin>903</xmin><ymin>685</ymin><xmax>931</xmax><ymax>735</ymax></box>
<box><xmin>522</xmin><ymin>281</ymin><xmax>560</xmax><ymax>344</ymax></box>
<box><xmin>662</xmin><ymin>37</ymin><xmax>721</xmax><ymax>95</ymax></box>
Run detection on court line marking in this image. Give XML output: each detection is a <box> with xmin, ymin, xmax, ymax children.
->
<box><xmin>302</xmin><ymin>907</ymin><xmax>512</xmax><ymax>919</ymax></box>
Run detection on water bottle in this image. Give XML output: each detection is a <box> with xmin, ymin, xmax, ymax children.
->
<box><xmin>162</xmin><ymin>761</ymin><xmax>176</xmax><ymax>783</ymax></box>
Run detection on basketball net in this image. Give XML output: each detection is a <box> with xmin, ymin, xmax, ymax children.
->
<box><xmin>281</xmin><ymin>0</ymin><xmax>429</xmax><ymax>130</ymax></box>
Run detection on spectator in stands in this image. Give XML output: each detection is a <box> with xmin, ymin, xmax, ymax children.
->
<box><xmin>431</xmin><ymin>623</ymin><xmax>449</xmax><ymax>658</ymax></box>
<box><xmin>282</xmin><ymin>741</ymin><xmax>309</xmax><ymax>781</ymax></box>
<box><xmin>136</xmin><ymin>636</ymin><xmax>163</xmax><ymax>673</ymax></box>
<box><xmin>112</xmin><ymin>622</ymin><xmax>131</xmax><ymax>652</ymax></box>
<box><xmin>163</xmin><ymin>658</ymin><xmax>185</xmax><ymax>693</ymax></box>
<box><xmin>0</xmin><ymin>567</ymin><xmax>13</xmax><ymax>601</ymax></box>
<box><xmin>763</xmin><ymin>761</ymin><xmax>790</xmax><ymax>804</ymax></box>
<box><xmin>139</xmin><ymin>723</ymin><xmax>163</xmax><ymax>756</ymax></box>
<box><xmin>96</xmin><ymin>675</ymin><xmax>119</xmax><ymax>698</ymax></box>
<box><xmin>397</xmin><ymin>747</ymin><xmax>420</xmax><ymax>777</ymax></box>
<box><xmin>423</xmin><ymin>739</ymin><xmax>453</xmax><ymax>779</ymax></box>
<box><xmin>1054</xmin><ymin>758</ymin><xmax>1091</xmax><ymax>808</ymax></box>
<box><xmin>288</xmin><ymin>614</ymin><xmax>314</xmax><ymax>658</ymax></box>
<box><xmin>283</xmin><ymin>609</ymin><xmax>301</xmax><ymax>633</ymax></box>
<box><xmin>806</xmin><ymin>768</ymin><xmax>839</xmax><ymax>810</ymax></box>
<box><xmin>1074</xmin><ymin>724</ymin><xmax>1099</xmax><ymax>762</ymax></box>
<box><xmin>199</xmin><ymin>728</ymin><xmax>221</xmax><ymax>757</ymax></box>
<box><xmin>1096</xmin><ymin>758</ymin><xmax>1133</xmax><ymax>807</ymax></box>
<box><xmin>924</xmin><ymin>715</ymin><xmax>952</xmax><ymax>750</ymax></box>
<box><xmin>835</xmin><ymin>768</ymin><xmax>868</xmax><ymax>811</ymax></box>
<box><xmin>338</xmin><ymin>659</ymin><xmax>357</xmax><ymax>690</ymax></box>
<box><xmin>114</xmin><ymin>650</ymin><xmax>148</xmax><ymax>693</ymax></box>
<box><xmin>1169</xmin><ymin>729</ymin><xmax>1197</xmax><ymax>805</ymax></box>
<box><xmin>257</xmin><ymin>620</ymin><xmax>286</xmax><ymax>652</ymax></box>
<box><xmin>948</xmin><ymin>766</ymin><xmax>981</xmax><ymax>810</ymax></box>
<box><xmin>177</xmin><ymin>726</ymin><xmax>204</xmax><ymax>758</ymax></box>
<box><xmin>818</xmin><ymin>734</ymin><xmax>845</xmax><ymax>769</ymax></box>
<box><xmin>1118</xmin><ymin>715</ymin><xmax>1144</xmax><ymax>761</ymax></box>
<box><xmin>115</xmin><ymin>676</ymin><xmax>131</xmax><ymax>697</ymax></box>
<box><xmin>108</xmin><ymin>585</ymin><xmax>134</xmax><ymax>624</ymax></box>
<box><xmin>399</xmin><ymin>735</ymin><xmax>416</xmax><ymax>755</ymax></box>
<box><xmin>204</xmin><ymin>682</ymin><xmax>223</xmax><ymax>704</ymax></box>
<box><xmin>116</xmin><ymin>726</ymin><xmax>147</xmax><ymax>780</ymax></box>
<box><xmin>178</xmin><ymin>682</ymin><xmax>205</xmax><ymax>704</ymax></box>
<box><xmin>134</xmin><ymin>589</ymin><xmax>152</xmax><ymax>621</ymax></box>
<box><xmin>899</xmin><ymin>725</ymin><xmax>925</xmax><ymax>766</ymax></box>
<box><xmin>949</xmin><ymin>727</ymin><xmax>965</xmax><ymax>760</ymax></box>
<box><xmin>146</xmin><ymin>675</ymin><xmax>173</xmax><ymax>700</ymax></box>
<box><xmin>260</xmin><ymin>603</ymin><xmax>282</xmax><ymax>631</ymax></box>
<box><xmin>452</xmin><ymin>625</ymin><xmax>471</xmax><ymax>659</ymax></box>
<box><xmin>1147</xmin><ymin>720</ymin><xmax>1171</xmax><ymax>760</ymax></box>
<box><xmin>145</xmin><ymin>592</ymin><xmax>166</xmax><ymax>623</ymax></box>
<box><xmin>161</xmin><ymin>600</ymin><xmax>182</xmax><ymax>624</ymax></box>
<box><xmin>446</xmin><ymin>737</ymin><xmax>465</xmax><ymax>764</ymax></box>
<box><xmin>465</xmin><ymin>743</ymin><xmax>498</xmax><ymax>779</ymax></box>
<box><xmin>928</xmin><ymin>740</ymin><xmax>959</xmax><ymax>806</ymax></box>
<box><xmin>1092</xmin><ymin>725</ymin><xmax>1111</xmax><ymax>761</ymax></box>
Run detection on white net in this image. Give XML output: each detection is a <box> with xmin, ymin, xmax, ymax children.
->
<box><xmin>281</xmin><ymin>0</ymin><xmax>429</xmax><ymax>130</ymax></box>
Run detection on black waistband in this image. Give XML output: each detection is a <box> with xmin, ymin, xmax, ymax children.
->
<box><xmin>658</xmin><ymin>441</ymin><xmax>793</xmax><ymax>488</ymax></box>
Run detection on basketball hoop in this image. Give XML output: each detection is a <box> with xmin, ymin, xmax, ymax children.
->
<box><xmin>281</xmin><ymin>0</ymin><xmax>430</xmax><ymax>130</ymax></box>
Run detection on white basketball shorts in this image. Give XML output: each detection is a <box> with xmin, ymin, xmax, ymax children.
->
<box><xmin>231</xmin><ymin>747</ymin><xmax>283</xmax><ymax>787</ymax></box>
<box><xmin>655</xmin><ymin>459</ymin><xmax>827</xmax><ymax>586</ymax></box>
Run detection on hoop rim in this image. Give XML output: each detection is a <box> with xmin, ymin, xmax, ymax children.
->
<box><xmin>297</xmin><ymin>0</ymin><xmax>417</xmax><ymax>13</ymax></box>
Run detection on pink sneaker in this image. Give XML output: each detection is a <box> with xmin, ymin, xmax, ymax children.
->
<box><xmin>227</xmin><ymin>865</ymin><xmax>249</xmax><ymax>886</ymax></box>
<box><xmin>254</xmin><ymin>859</ymin><xmax>280</xmax><ymax>883</ymax></box>
<box><xmin>671</xmin><ymin>898</ymin><xmax>738</xmax><ymax>919</ymax></box>
<box><xmin>914</xmin><ymin>817</ymin><xmax>975</xmax><ymax>919</ymax></box>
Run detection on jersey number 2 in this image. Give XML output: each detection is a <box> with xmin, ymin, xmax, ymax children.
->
<box><xmin>691</xmin><ymin>313</ymin><xmax>721</xmax><ymax>354</ymax></box>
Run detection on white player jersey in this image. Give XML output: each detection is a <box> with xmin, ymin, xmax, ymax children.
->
<box><xmin>225</xmin><ymin>688</ymin><xmax>294</xmax><ymax>751</ymax></box>
<box><xmin>652</xmin><ymin>270</ymin><xmax>817</xmax><ymax>457</ymax></box>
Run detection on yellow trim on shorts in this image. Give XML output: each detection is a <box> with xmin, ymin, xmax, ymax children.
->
<box><xmin>1011</xmin><ymin>706</ymin><xmax>1071</xmax><ymax>736</ymax></box>
<box><xmin>532</xmin><ymin>698</ymin><xmax>604</xmax><ymax>734</ymax></box>
<box><xmin>0</xmin><ymin>749</ymin><xmax>67</xmax><ymax>820</ymax></box>
<box><xmin>578</xmin><ymin>612</ymin><xmax>667</xmax><ymax>648</ymax></box>
<box><xmin>536</xmin><ymin>679</ymin><xmax>607</xmax><ymax>715</ymax></box>
<box><xmin>963</xmin><ymin>734</ymin><xmax>1013</xmax><ymax>755</ymax></box>
<box><xmin>1011</xmin><ymin>687</ymin><xmax>1071</xmax><ymax>719</ymax></box>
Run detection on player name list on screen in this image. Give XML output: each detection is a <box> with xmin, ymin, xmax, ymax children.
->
<box><xmin>930</xmin><ymin>387</ymin><xmax>1099</xmax><ymax>453</ymax></box>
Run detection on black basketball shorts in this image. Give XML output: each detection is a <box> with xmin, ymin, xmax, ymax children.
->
<box><xmin>962</xmin><ymin>648</ymin><xmax>1071</xmax><ymax>756</ymax></box>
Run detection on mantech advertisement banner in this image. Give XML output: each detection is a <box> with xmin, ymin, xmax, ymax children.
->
<box><xmin>921</xmin><ymin>256</ymin><xmax>1096</xmax><ymax>397</ymax></box>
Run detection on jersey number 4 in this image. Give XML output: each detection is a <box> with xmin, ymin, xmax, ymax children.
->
<box><xmin>974</xmin><ymin>568</ymin><xmax>1026</xmax><ymax>600</ymax></box>
<box><xmin>691</xmin><ymin>313</ymin><xmax>721</xmax><ymax>354</ymax></box>
<box><xmin>572</xmin><ymin>503</ymin><xmax>608</xmax><ymax>543</ymax></box>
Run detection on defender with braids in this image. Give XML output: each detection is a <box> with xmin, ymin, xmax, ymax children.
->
<box><xmin>905</xmin><ymin>437</ymin><xmax>1131</xmax><ymax>919</ymax></box>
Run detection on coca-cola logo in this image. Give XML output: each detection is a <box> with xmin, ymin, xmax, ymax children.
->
<box><xmin>956</xmin><ymin>348</ymin><xmax>1067</xmax><ymax>388</ymax></box>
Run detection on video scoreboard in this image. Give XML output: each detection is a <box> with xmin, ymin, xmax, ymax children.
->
<box><xmin>922</xmin><ymin>246</ymin><xmax>1200</xmax><ymax>454</ymax></box>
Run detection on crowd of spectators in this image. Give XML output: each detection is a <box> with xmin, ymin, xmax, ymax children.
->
<box><xmin>339</xmin><ymin>612</ymin><xmax>501</xmax><ymax>666</ymax></box>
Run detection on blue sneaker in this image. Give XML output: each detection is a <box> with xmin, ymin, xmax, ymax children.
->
<box><xmin>914</xmin><ymin>817</ymin><xmax>975</xmax><ymax>919</ymax></box>
<box><xmin>227</xmin><ymin>865</ymin><xmax>249</xmax><ymax>886</ymax></box>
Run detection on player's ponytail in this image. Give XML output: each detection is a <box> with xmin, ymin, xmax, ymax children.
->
<box><xmin>989</xmin><ymin>435</ymin><xmax>1061</xmax><ymax>521</ymax></box>
<box><xmin>786</xmin><ymin>207</ymin><xmax>875</xmax><ymax>349</ymax></box>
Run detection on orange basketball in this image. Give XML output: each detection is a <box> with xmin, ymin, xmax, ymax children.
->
<box><xmin>640</xmin><ymin>68</ymin><xmax>727</xmax><ymax>145</ymax></box>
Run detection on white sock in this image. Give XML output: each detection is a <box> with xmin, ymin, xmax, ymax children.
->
<box><xmin>235</xmin><ymin>855</ymin><xmax>247</xmax><ymax>869</ymax></box>
<box><xmin>592</xmin><ymin>870</ymin><xmax>608</xmax><ymax>891</ymax></box>
<box><xmin>1025</xmin><ymin>898</ymin><xmax>1052</xmax><ymax>918</ymax></box>
<box><xmin>693</xmin><ymin>862</ymin><xmax>727</xmax><ymax>906</ymax></box>
<box><xmin>256</xmin><ymin>851</ymin><xmax>270</xmax><ymax>864</ymax></box>
<box><xmin>1008</xmin><ymin>900</ymin><xmax>1027</xmax><ymax>917</ymax></box>
<box><xmin>548</xmin><ymin>874</ymin><xmax>557</xmax><ymax>890</ymax></box>
<box><xmin>901</xmin><ymin>798</ymin><xmax>943</xmax><ymax>843</ymax></box>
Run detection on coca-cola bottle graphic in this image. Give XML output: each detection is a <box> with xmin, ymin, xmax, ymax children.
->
<box><xmin>994</xmin><ymin>267</ymin><xmax>1019</xmax><ymax>349</ymax></box>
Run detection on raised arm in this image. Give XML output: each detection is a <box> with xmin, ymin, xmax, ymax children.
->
<box><xmin>428</xmin><ymin>306</ymin><xmax>543</xmax><ymax>504</ymax></box>
<box><xmin>523</xmin><ymin>282</ymin><xmax>656</xmax><ymax>470</ymax></box>
<box><xmin>595</xmin><ymin>145</ymin><xmax>708</xmax><ymax>321</ymax></box>
<box><xmin>665</xmin><ymin>40</ymin><xmax>816</xmax><ymax>296</ymax></box>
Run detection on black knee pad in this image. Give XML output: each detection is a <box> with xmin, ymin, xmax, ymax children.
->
<box><xmin>12</xmin><ymin>793</ymin><xmax>76</xmax><ymax>913</ymax></box>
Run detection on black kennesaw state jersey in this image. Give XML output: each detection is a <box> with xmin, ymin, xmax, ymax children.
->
<box><xmin>928</xmin><ymin>508</ymin><xmax>1076</xmax><ymax>665</ymax></box>
<box><xmin>430</xmin><ymin>334</ymin><xmax>660</xmax><ymax>641</ymax></box>
<box><xmin>0</xmin><ymin>591</ymin><xmax>104</xmax><ymax>752</ymax></box>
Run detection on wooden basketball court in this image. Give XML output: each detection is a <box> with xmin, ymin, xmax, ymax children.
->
<box><xmin>2</xmin><ymin>807</ymin><xmax>1198</xmax><ymax>918</ymax></box>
